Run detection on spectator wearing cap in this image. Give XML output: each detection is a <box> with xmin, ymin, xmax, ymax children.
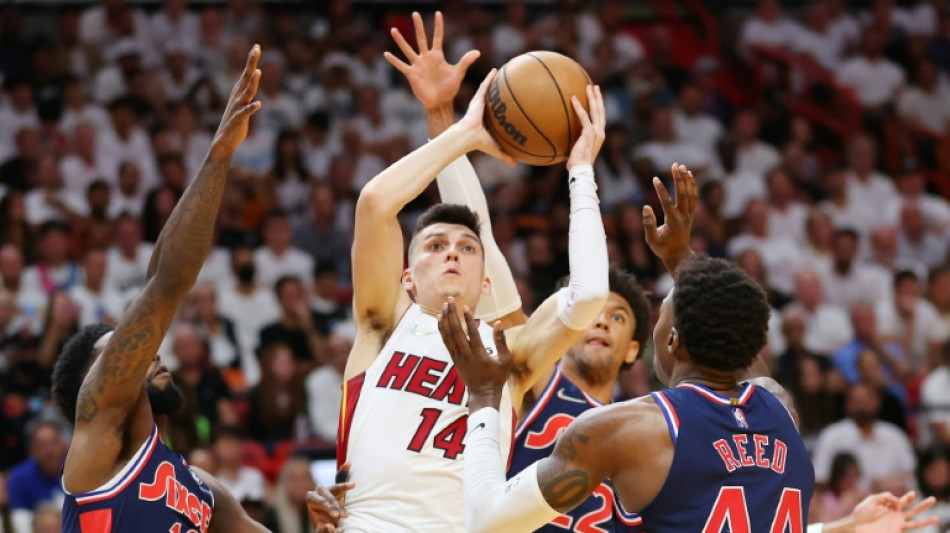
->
<box><xmin>821</xmin><ymin>229</ymin><xmax>890</xmax><ymax>309</ymax></box>
<box><xmin>6</xmin><ymin>420</ymin><xmax>68</xmax><ymax>533</ymax></box>
<box><xmin>876</xmin><ymin>269</ymin><xmax>948</xmax><ymax>371</ymax></box>
<box><xmin>897</xmin><ymin>199</ymin><xmax>950</xmax><ymax>270</ymax></box>
<box><xmin>812</xmin><ymin>382</ymin><xmax>916</xmax><ymax>494</ymax></box>
<box><xmin>211</xmin><ymin>426</ymin><xmax>267</xmax><ymax>503</ymax></box>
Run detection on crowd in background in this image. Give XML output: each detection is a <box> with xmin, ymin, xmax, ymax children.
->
<box><xmin>0</xmin><ymin>0</ymin><xmax>949</xmax><ymax>531</ymax></box>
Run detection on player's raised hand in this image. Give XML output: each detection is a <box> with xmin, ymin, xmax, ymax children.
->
<box><xmin>642</xmin><ymin>163</ymin><xmax>697</xmax><ymax>276</ymax></box>
<box><xmin>456</xmin><ymin>69</ymin><xmax>516</xmax><ymax>167</ymax></box>
<box><xmin>384</xmin><ymin>11</ymin><xmax>480</xmax><ymax>111</ymax></box>
<box><xmin>211</xmin><ymin>44</ymin><xmax>262</xmax><ymax>159</ymax></box>
<box><xmin>566</xmin><ymin>85</ymin><xmax>606</xmax><ymax>171</ymax></box>
<box><xmin>306</xmin><ymin>462</ymin><xmax>355</xmax><ymax>533</ymax></box>
<box><xmin>849</xmin><ymin>491</ymin><xmax>938</xmax><ymax>533</ymax></box>
<box><xmin>438</xmin><ymin>297</ymin><xmax>512</xmax><ymax>402</ymax></box>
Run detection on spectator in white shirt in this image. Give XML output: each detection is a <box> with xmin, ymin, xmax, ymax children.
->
<box><xmin>918</xmin><ymin>343</ymin><xmax>950</xmax><ymax>449</ymax></box>
<box><xmin>58</xmin><ymin>77</ymin><xmax>112</xmax><ymax>136</ymax></box>
<box><xmin>109</xmin><ymin>160</ymin><xmax>146</xmax><ymax>219</ymax></box>
<box><xmin>22</xmin><ymin>222</ymin><xmax>83</xmax><ymax>297</ymax></box>
<box><xmin>305</xmin><ymin>331</ymin><xmax>351</xmax><ymax>441</ymax></box>
<box><xmin>634</xmin><ymin>107</ymin><xmax>714</xmax><ymax>181</ymax></box>
<box><xmin>0</xmin><ymin>245</ymin><xmax>47</xmax><ymax>332</ymax></box>
<box><xmin>594</xmin><ymin>124</ymin><xmax>642</xmax><ymax>214</ymax></box>
<box><xmin>877</xmin><ymin>269</ymin><xmax>949</xmax><ymax>371</ymax></box>
<box><xmin>24</xmin><ymin>156</ymin><xmax>87</xmax><ymax>227</ymax></box>
<box><xmin>822</xmin><ymin>228</ymin><xmax>890</xmax><ymax>309</ymax></box>
<box><xmin>732</xmin><ymin>109</ymin><xmax>781</xmax><ymax>178</ymax></box>
<box><xmin>0</xmin><ymin>77</ymin><xmax>40</xmax><ymax>163</ymax></box>
<box><xmin>785</xmin><ymin>269</ymin><xmax>853</xmax><ymax>356</ymax></box>
<box><xmin>230</xmin><ymin>116</ymin><xmax>276</xmax><ymax>175</ymax></box>
<box><xmin>190</xmin><ymin>283</ymin><xmax>241</xmax><ymax>371</ymax></box>
<box><xmin>890</xmin><ymin>162</ymin><xmax>950</xmax><ymax>233</ymax></box>
<box><xmin>217</xmin><ymin>246</ymin><xmax>281</xmax><ymax>387</ymax></box>
<box><xmin>99</xmin><ymin>96</ymin><xmax>158</xmax><ymax>189</ymax></box>
<box><xmin>794</xmin><ymin>2</ymin><xmax>848</xmax><ymax>71</ymax></box>
<box><xmin>837</xmin><ymin>27</ymin><xmax>906</xmax><ymax>109</ymax></box>
<box><xmin>105</xmin><ymin>214</ymin><xmax>153</xmax><ymax>296</ymax></box>
<box><xmin>159</xmin><ymin>45</ymin><xmax>201</xmax><ymax>104</ymax></box>
<box><xmin>673</xmin><ymin>83</ymin><xmax>724</xmax><ymax>164</ymax></box>
<box><xmin>820</xmin><ymin>167</ymin><xmax>866</xmax><ymax>232</ymax></box>
<box><xmin>254</xmin><ymin>211</ymin><xmax>314</xmax><ymax>290</ymax></box>
<box><xmin>60</xmin><ymin>123</ymin><xmax>115</xmax><ymax>197</ymax></box>
<box><xmin>799</xmin><ymin>209</ymin><xmax>835</xmax><ymax>272</ymax></box>
<box><xmin>739</xmin><ymin>0</ymin><xmax>801</xmax><ymax>59</ymax></box>
<box><xmin>898</xmin><ymin>59</ymin><xmax>950</xmax><ymax>133</ymax></box>
<box><xmin>728</xmin><ymin>199</ymin><xmax>801</xmax><ymax>295</ymax></box>
<box><xmin>897</xmin><ymin>199</ymin><xmax>950</xmax><ymax>270</ymax></box>
<box><xmin>844</xmin><ymin>134</ymin><xmax>899</xmax><ymax>231</ymax></box>
<box><xmin>93</xmin><ymin>39</ymin><xmax>142</xmax><ymax>104</ymax></box>
<box><xmin>255</xmin><ymin>51</ymin><xmax>303</xmax><ymax>134</ymax></box>
<box><xmin>340</xmin><ymin>123</ymin><xmax>386</xmax><ymax>192</ymax></box>
<box><xmin>765</xmin><ymin>167</ymin><xmax>809</xmax><ymax>244</ymax></box>
<box><xmin>69</xmin><ymin>248</ymin><xmax>124</xmax><ymax>327</ymax></box>
<box><xmin>827</xmin><ymin>0</ymin><xmax>862</xmax><ymax>53</ymax></box>
<box><xmin>865</xmin><ymin>226</ymin><xmax>922</xmax><ymax>279</ymax></box>
<box><xmin>149</xmin><ymin>0</ymin><xmax>200</xmax><ymax>56</ymax></box>
<box><xmin>491</xmin><ymin>0</ymin><xmax>529</xmax><ymax>64</ymax></box>
<box><xmin>930</xmin><ymin>267</ymin><xmax>950</xmax><ymax>336</ymax></box>
<box><xmin>301</xmin><ymin>111</ymin><xmax>335</xmax><ymax>180</ymax></box>
<box><xmin>813</xmin><ymin>382</ymin><xmax>916</xmax><ymax>494</ymax></box>
<box><xmin>211</xmin><ymin>427</ymin><xmax>267</xmax><ymax>503</ymax></box>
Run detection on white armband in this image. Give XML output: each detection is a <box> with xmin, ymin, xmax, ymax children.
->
<box><xmin>436</xmin><ymin>155</ymin><xmax>522</xmax><ymax>322</ymax></box>
<box><xmin>556</xmin><ymin>164</ymin><xmax>609</xmax><ymax>330</ymax></box>
<box><xmin>807</xmin><ymin>524</ymin><xmax>823</xmax><ymax>533</ymax></box>
<box><xmin>464</xmin><ymin>408</ymin><xmax>560</xmax><ymax>533</ymax></box>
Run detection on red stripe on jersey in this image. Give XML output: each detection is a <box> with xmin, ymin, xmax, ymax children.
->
<box><xmin>506</xmin><ymin>407</ymin><xmax>518</xmax><ymax>472</ymax></box>
<box><xmin>337</xmin><ymin>372</ymin><xmax>366</xmax><ymax>468</ymax></box>
<box><xmin>514</xmin><ymin>368</ymin><xmax>562</xmax><ymax>440</ymax></box>
<box><xmin>79</xmin><ymin>508</ymin><xmax>113</xmax><ymax>532</ymax></box>
<box><xmin>76</xmin><ymin>428</ymin><xmax>160</xmax><ymax>505</ymax></box>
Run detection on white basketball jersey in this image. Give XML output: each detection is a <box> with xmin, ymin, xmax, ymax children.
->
<box><xmin>337</xmin><ymin>304</ymin><xmax>515</xmax><ymax>533</ymax></box>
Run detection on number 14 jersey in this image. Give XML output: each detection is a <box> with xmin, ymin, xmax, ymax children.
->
<box><xmin>337</xmin><ymin>304</ymin><xmax>515</xmax><ymax>533</ymax></box>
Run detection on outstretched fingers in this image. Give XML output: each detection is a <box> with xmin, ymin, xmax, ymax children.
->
<box><xmin>455</xmin><ymin>49</ymin><xmax>481</xmax><ymax>73</ymax></box>
<box><xmin>432</xmin><ymin>11</ymin><xmax>444</xmax><ymax>51</ymax></box>
<box><xmin>589</xmin><ymin>85</ymin><xmax>606</xmax><ymax>130</ymax></box>
<box><xmin>383</xmin><ymin>50</ymin><xmax>411</xmax><ymax>74</ymax></box>
<box><xmin>571</xmin><ymin>94</ymin><xmax>592</xmax><ymax>130</ymax></box>
<box><xmin>412</xmin><ymin>12</ymin><xmax>429</xmax><ymax>54</ymax></box>
<box><xmin>655</xmin><ymin>171</ymin><xmax>676</xmax><ymax>215</ymax></box>
<box><xmin>390</xmin><ymin>27</ymin><xmax>417</xmax><ymax>61</ymax></box>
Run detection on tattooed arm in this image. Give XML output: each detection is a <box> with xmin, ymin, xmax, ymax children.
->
<box><xmin>71</xmin><ymin>47</ymin><xmax>262</xmax><ymax>433</ymax></box>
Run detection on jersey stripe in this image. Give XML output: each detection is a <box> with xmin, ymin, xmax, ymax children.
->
<box><xmin>75</xmin><ymin>425</ymin><xmax>160</xmax><ymax>505</ymax></box>
<box><xmin>337</xmin><ymin>372</ymin><xmax>366</xmax><ymax>468</ymax></box>
<box><xmin>79</xmin><ymin>508</ymin><xmax>113</xmax><ymax>532</ymax></box>
<box><xmin>677</xmin><ymin>382</ymin><xmax>755</xmax><ymax>406</ymax></box>
<box><xmin>612</xmin><ymin>496</ymin><xmax>643</xmax><ymax>526</ymax></box>
<box><xmin>514</xmin><ymin>368</ymin><xmax>562</xmax><ymax>440</ymax></box>
<box><xmin>652</xmin><ymin>391</ymin><xmax>680</xmax><ymax>443</ymax></box>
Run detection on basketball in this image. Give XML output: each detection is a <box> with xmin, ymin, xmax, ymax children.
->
<box><xmin>484</xmin><ymin>51</ymin><xmax>592</xmax><ymax>166</ymax></box>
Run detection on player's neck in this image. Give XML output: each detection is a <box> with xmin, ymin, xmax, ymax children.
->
<box><xmin>670</xmin><ymin>366</ymin><xmax>740</xmax><ymax>395</ymax></box>
<box><xmin>560</xmin><ymin>357</ymin><xmax>615</xmax><ymax>404</ymax></box>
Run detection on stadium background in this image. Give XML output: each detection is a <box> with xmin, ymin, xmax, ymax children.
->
<box><xmin>1</xmin><ymin>0</ymin><xmax>949</xmax><ymax>531</ymax></box>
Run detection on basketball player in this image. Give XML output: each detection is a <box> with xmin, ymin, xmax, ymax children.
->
<box><xmin>440</xmin><ymin>164</ymin><xmax>936</xmax><ymax>533</ymax></box>
<box><xmin>52</xmin><ymin>45</ymin><xmax>271</xmax><ymax>532</ymax></box>
<box><xmin>339</xmin><ymin>17</ymin><xmax>611</xmax><ymax>531</ymax></box>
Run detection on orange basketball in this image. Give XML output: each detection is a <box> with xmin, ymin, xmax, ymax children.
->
<box><xmin>484</xmin><ymin>51</ymin><xmax>591</xmax><ymax>166</ymax></box>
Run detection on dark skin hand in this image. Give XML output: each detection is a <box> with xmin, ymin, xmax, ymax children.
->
<box><xmin>63</xmin><ymin>44</ymin><xmax>262</xmax><ymax>496</ymax></box>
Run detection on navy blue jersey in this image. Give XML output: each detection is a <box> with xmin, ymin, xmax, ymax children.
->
<box><xmin>634</xmin><ymin>382</ymin><xmax>814</xmax><ymax>533</ymax></box>
<box><xmin>509</xmin><ymin>367</ymin><xmax>642</xmax><ymax>532</ymax></box>
<box><xmin>62</xmin><ymin>425</ymin><xmax>215</xmax><ymax>533</ymax></box>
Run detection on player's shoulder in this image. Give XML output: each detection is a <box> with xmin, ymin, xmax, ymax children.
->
<box><xmin>574</xmin><ymin>395</ymin><xmax>668</xmax><ymax>441</ymax></box>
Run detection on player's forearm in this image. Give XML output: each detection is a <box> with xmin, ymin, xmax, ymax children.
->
<box><xmin>464</xmin><ymin>407</ymin><xmax>561</xmax><ymax>533</ymax></box>
<box><xmin>435</xmin><ymin>153</ymin><xmax>522</xmax><ymax>322</ymax></box>
<box><xmin>357</xmin><ymin>125</ymin><xmax>477</xmax><ymax>220</ymax></box>
<box><xmin>557</xmin><ymin>165</ymin><xmax>608</xmax><ymax>330</ymax></box>
<box><xmin>146</xmin><ymin>146</ymin><xmax>233</xmax><ymax>294</ymax></box>
<box><xmin>426</xmin><ymin>104</ymin><xmax>455</xmax><ymax>139</ymax></box>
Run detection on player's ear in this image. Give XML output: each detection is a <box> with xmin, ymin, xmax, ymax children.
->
<box><xmin>402</xmin><ymin>268</ymin><xmax>415</xmax><ymax>293</ymax></box>
<box><xmin>668</xmin><ymin>328</ymin><xmax>682</xmax><ymax>359</ymax></box>
<box><xmin>623</xmin><ymin>340</ymin><xmax>640</xmax><ymax>366</ymax></box>
<box><xmin>481</xmin><ymin>275</ymin><xmax>492</xmax><ymax>296</ymax></box>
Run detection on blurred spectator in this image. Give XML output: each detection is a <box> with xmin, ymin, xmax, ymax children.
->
<box><xmin>897</xmin><ymin>200</ymin><xmax>950</xmax><ymax>270</ymax></box>
<box><xmin>930</xmin><ymin>267</ymin><xmax>950</xmax><ymax>333</ymax></box>
<box><xmin>765</xmin><ymin>167</ymin><xmax>808</xmax><ymax>245</ymax></box>
<box><xmin>812</xmin><ymin>382</ymin><xmax>916</xmax><ymax>494</ymax></box>
<box><xmin>247</xmin><ymin>343</ymin><xmax>304</xmax><ymax>444</ymax></box>
<box><xmin>820</xmin><ymin>167</ymin><xmax>865</xmax><ymax>232</ymax></box>
<box><xmin>0</xmin><ymin>128</ymin><xmax>40</xmax><ymax>193</ymax></box>
<box><xmin>99</xmin><ymin>96</ymin><xmax>157</xmax><ymax>188</ymax></box>
<box><xmin>915</xmin><ymin>449</ymin><xmax>950</xmax><ymax>533</ymax></box>
<box><xmin>810</xmin><ymin>452</ymin><xmax>866</xmax><ymax>523</ymax></box>
<box><xmin>890</xmin><ymin>162</ymin><xmax>950</xmax><ymax>232</ymax></box>
<box><xmin>167</xmin><ymin>323</ymin><xmax>235</xmax><ymax>454</ymax></box>
<box><xmin>105</xmin><ymin>214</ymin><xmax>152</xmax><ymax>296</ymax></box>
<box><xmin>24</xmin><ymin>157</ymin><xmax>86</xmax><ymax>227</ymax></box>
<box><xmin>794</xmin><ymin>2</ymin><xmax>848</xmax><ymax>71</ymax></box>
<box><xmin>22</xmin><ymin>223</ymin><xmax>81</xmax><ymax>298</ymax></box>
<box><xmin>593</xmin><ymin>124</ymin><xmax>641</xmax><ymax>213</ymax></box>
<box><xmin>837</xmin><ymin>27</ymin><xmax>905</xmax><ymax>110</ymax></box>
<box><xmin>634</xmin><ymin>107</ymin><xmax>713</xmax><ymax>182</ymax></box>
<box><xmin>256</xmin><ymin>51</ymin><xmax>303</xmax><ymax>134</ymax></box>
<box><xmin>141</xmin><ymin>186</ymin><xmax>179</xmax><ymax>243</ymax></box>
<box><xmin>0</xmin><ymin>192</ymin><xmax>35</xmax><ymax>262</ymax></box>
<box><xmin>77</xmin><ymin>181</ymin><xmax>113</xmax><ymax>252</ymax></box>
<box><xmin>855</xmin><ymin>348</ymin><xmax>908</xmax><ymax>431</ymax></box>
<box><xmin>291</xmin><ymin>185</ymin><xmax>349</xmax><ymax>280</ymax></box>
<box><xmin>7</xmin><ymin>420</ymin><xmax>66</xmax><ymax>533</ymax></box>
<box><xmin>738</xmin><ymin>0</ymin><xmax>800</xmax><ymax>59</ymax></box>
<box><xmin>255</xmin><ymin>211</ymin><xmax>314</xmax><ymax>290</ymax></box>
<box><xmin>0</xmin><ymin>245</ymin><xmax>45</xmax><ymax>331</ymax></box>
<box><xmin>832</xmin><ymin>303</ymin><xmax>908</xmax><ymax>400</ymax></box>
<box><xmin>732</xmin><ymin>109</ymin><xmax>780</xmax><ymax>178</ymax></box>
<box><xmin>898</xmin><ymin>59</ymin><xmax>950</xmax><ymax>133</ymax></box>
<box><xmin>37</xmin><ymin>291</ymin><xmax>80</xmax><ymax>374</ymax></box>
<box><xmin>149</xmin><ymin>0</ymin><xmax>199</xmax><ymax>56</ymax></box>
<box><xmin>340</xmin><ymin>124</ymin><xmax>384</xmax><ymax>192</ymax></box>
<box><xmin>211</xmin><ymin>426</ymin><xmax>266</xmax><ymax>503</ymax></box>
<box><xmin>728</xmin><ymin>199</ymin><xmax>800</xmax><ymax>296</ymax></box>
<box><xmin>920</xmin><ymin>343</ymin><xmax>950</xmax><ymax>449</ymax></box>
<box><xmin>58</xmin><ymin>78</ymin><xmax>111</xmax><ymax>136</ymax></box>
<box><xmin>673</xmin><ymin>83</ymin><xmax>723</xmax><ymax>171</ymax></box>
<box><xmin>190</xmin><ymin>283</ymin><xmax>240</xmax><ymax>371</ymax></box>
<box><xmin>785</xmin><ymin>270</ymin><xmax>852</xmax><ymax>356</ymax></box>
<box><xmin>264</xmin><ymin>456</ymin><xmax>315</xmax><ymax>533</ymax></box>
<box><xmin>0</xmin><ymin>78</ymin><xmax>40</xmax><ymax>165</ymax></box>
<box><xmin>259</xmin><ymin>276</ymin><xmax>324</xmax><ymax>369</ymax></box>
<box><xmin>60</xmin><ymin>124</ymin><xmax>115</xmax><ymax>198</ymax></box>
<box><xmin>843</xmin><ymin>134</ymin><xmax>898</xmax><ymax>232</ymax></box>
<box><xmin>108</xmin><ymin>160</ymin><xmax>146</xmax><ymax>219</ymax></box>
<box><xmin>300</xmin><ymin>112</ymin><xmax>333</xmax><ymax>180</ymax></box>
<box><xmin>69</xmin><ymin>248</ymin><xmax>122</xmax><ymax>328</ymax></box>
<box><xmin>305</xmin><ymin>331</ymin><xmax>349</xmax><ymax>441</ymax></box>
<box><xmin>308</xmin><ymin>263</ymin><xmax>347</xmax><ymax>335</ymax></box>
<box><xmin>800</xmin><ymin>210</ymin><xmax>834</xmax><ymax>272</ymax></box>
<box><xmin>170</xmin><ymin>101</ymin><xmax>212</xmax><ymax>180</ymax></box>
<box><xmin>266</xmin><ymin>130</ymin><xmax>311</xmax><ymax>218</ymax></box>
<box><xmin>30</xmin><ymin>504</ymin><xmax>60</xmax><ymax>533</ymax></box>
<box><xmin>492</xmin><ymin>0</ymin><xmax>529</xmax><ymax>64</ymax></box>
<box><xmin>820</xmin><ymin>229</ymin><xmax>889</xmax><ymax>309</ymax></box>
<box><xmin>876</xmin><ymin>270</ymin><xmax>947</xmax><ymax>370</ymax></box>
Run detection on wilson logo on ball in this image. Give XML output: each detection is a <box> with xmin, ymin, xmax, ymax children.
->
<box><xmin>488</xmin><ymin>79</ymin><xmax>527</xmax><ymax>146</ymax></box>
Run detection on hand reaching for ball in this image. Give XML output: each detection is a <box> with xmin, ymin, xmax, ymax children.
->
<box><xmin>455</xmin><ymin>69</ymin><xmax>517</xmax><ymax>167</ymax></box>
<box><xmin>566</xmin><ymin>85</ymin><xmax>606</xmax><ymax>171</ymax></box>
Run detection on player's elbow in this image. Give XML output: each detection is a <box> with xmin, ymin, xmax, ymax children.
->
<box><xmin>355</xmin><ymin>180</ymin><xmax>397</xmax><ymax>219</ymax></box>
